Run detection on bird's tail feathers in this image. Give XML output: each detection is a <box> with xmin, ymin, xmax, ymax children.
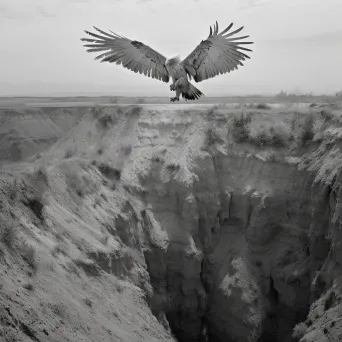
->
<box><xmin>182</xmin><ymin>83</ymin><xmax>204</xmax><ymax>100</ymax></box>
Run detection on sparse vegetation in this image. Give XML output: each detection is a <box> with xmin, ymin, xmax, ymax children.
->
<box><xmin>23</xmin><ymin>282</ymin><xmax>34</xmax><ymax>291</ymax></box>
<box><xmin>204</xmin><ymin>127</ymin><xmax>223</xmax><ymax>149</ymax></box>
<box><xmin>166</xmin><ymin>163</ymin><xmax>181</xmax><ymax>172</ymax></box>
<box><xmin>231</xmin><ymin>112</ymin><xmax>302</xmax><ymax>147</ymax></box>
<box><xmin>97</xmin><ymin>163</ymin><xmax>121</xmax><ymax>180</ymax></box>
<box><xmin>256</xmin><ymin>103</ymin><xmax>270</xmax><ymax>109</ymax></box>
<box><xmin>64</xmin><ymin>166</ymin><xmax>97</xmax><ymax>199</ymax></box>
<box><xmin>205</xmin><ymin>105</ymin><xmax>219</xmax><ymax>120</ymax></box>
<box><xmin>50</xmin><ymin>303</ymin><xmax>67</xmax><ymax>318</ymax></box>
<box><xmin>7</xmin><ymin>179</ymin><xmax>18</xmax><ymax>202</ymax></box>
<box><xmin>299</xmin><ymin>115</ymin><xmax>315</xmax><ymax>146</ymax></box>
<box><xmin>23</xmin><ymin>198</ymin><xmax>45</xmax><ymax>222</ymax></box>
<box><xmin>231</xmin><ymin>113</ymin><xmax>252</xmax><ymax>143</ymax></box>
<box><xmin>249</xmin><ymin>120</ymin><xmax>291</xmax><ymax>147</ymax></box>
<box><xmin>19</xmin><ymin>167</ymin><xmax>49</xmax><ymax>223</ymax></box>
<box><xmin>83</xmin><ymin>298</ymin><xmax>93</xmax><ymax>307</ymax></box>
<box><xmin>152</xmin><ymin>155</ymin><xmax>164</xmax><ymax>164</ymax></box>
<box><xmin>0</xmin><ymin>213</ymin><xmax>18</xmax><ymax>249</ymax></box>
<box><xmin>319</xmin><ymin>109</ymin><xmax>334</xmax><ymax>122</ymax></box>
<box><xmin>64</xmin><ymin>147</ymin><xmax>75</xmax><ymax>159</ymax></box>
<box><xmin>97</xmin><ymin>114</ymin><xmax>117</xmax><ymax>130</ymax></box>
<box><xmin>52</xmin><ymin>242</ymin><xmax>68</xmax><ymax>257</ymax></box>
<box><xmin>120</xmin><ymin>144</ymin><xmax>132</xmax><ymax>156</ymax></box>
<box><xmin>91</xmin><ymin>105</ymin><xmax>105</xmax><ymax>118</ymax></box>
<box><xmin>244</xmin><ymin>103</ymin><xmax>271</xmax><ymax>110</ymax></box>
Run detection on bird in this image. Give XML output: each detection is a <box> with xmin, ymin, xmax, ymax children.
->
<box><xmin>81</xmin><ymin>21</ymin><xmax>253</xmax><ymax>102</ymax></box>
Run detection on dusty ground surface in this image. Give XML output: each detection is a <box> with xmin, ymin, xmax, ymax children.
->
<box><xmin>1</xmin><ymin>100</ymin><xmax>342</xmax><ymax>342</ymax></box>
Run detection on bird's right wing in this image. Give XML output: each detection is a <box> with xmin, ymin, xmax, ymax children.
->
<box><xmin>81</xmin><ymin>27</ymin><xmax>170</xmax><ymax>83</ymax></box>
<box><xmin>181</xmin><ymin>22</ymin><xmax>253</xmax><ymax>83</ymax></box>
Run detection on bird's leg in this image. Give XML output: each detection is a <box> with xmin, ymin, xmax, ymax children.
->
<box><xmin>170</xmin><ymin>88</ymin><xmax>181</xmax><ymax>102</ymax></box>
<box><xmin>170</xmin><ymin>84</ymin><xmax>176</xmax><ymax>91</ymax></box>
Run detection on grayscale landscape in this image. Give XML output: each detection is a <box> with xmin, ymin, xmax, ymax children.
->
<box><xmin>1</xmin><ymin>1</ymin><xmax>342</xmax><ymax>342</ymax></box>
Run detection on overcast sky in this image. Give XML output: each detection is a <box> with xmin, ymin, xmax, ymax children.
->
<box><xmin>1</xmin><ymin>0</ymin><xmax>342</xmax><ymax>96</ymax></box>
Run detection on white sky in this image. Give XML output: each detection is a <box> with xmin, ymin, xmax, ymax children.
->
<box><xmin>1</xmin><ymin>0</ymin><xmax>342</xmax><ymax>96</ymax></box>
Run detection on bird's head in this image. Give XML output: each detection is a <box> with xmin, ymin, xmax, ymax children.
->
<box><xmin>165</xmin><ymin>55</ymin><xmax>181</xmax><ymax>67</ymax></box>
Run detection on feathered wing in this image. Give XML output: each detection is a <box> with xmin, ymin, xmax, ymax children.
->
<box><xmin>81</xmin><ymin>27</ymin><xmax>169</xmax><ymax>82</ymax></box>
<box><xmin>181</xmin><ymin>22</ymin><xmax>253</xmax><ymax>83</ymax></box>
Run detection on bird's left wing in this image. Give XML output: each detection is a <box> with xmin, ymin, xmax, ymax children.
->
<box><xmin>81</xmin><ymin>27</ymin><xmax>169</xmax><ymax>83</ymax></box>
<box><xmin>181</xmin><ymin>22</ymin><xmax>253</xmax><ymax>83</ymax></box>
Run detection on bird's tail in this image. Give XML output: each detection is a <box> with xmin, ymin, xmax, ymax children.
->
<box><xmin>182</xmin><ymin>82</ymin><xmax>204</xmax><ymax>101</ymax></box>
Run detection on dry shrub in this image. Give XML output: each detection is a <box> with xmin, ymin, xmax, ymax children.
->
<box><xmin>64</xmin><ymin>165</ymin><xmax>97</xmax><ymax>199</ymax></box>
<box><xmin>204</xmin><ymin>127</ymin><xmax>223</xmax><ymax>148</ymax></box>
<box><xmin>256</xmin><ymin>103</ymin><xmax>271</xmax><ymax>109</ymax></box>
<box><xmin>127</xmin><ymin>105</ymin><xmax>142</xmax><ymax>117</ymax></box>
<box><xmin>166</xmin><ymin>163</ymin><xmax>181</xmax><ymax>172</ymax></box>
<box><xmin>20</xmin><ymin>168</ymin><xmax>49</xmax><ymax>223</ymax></box>
<box><xmin>97</xmin><ymin>114</ymin><xmax>116</xmax><ymax>130</ymax></box>
<box><xmin>23</xmin><ymin>282</ymin><xmax>34</xmax><ymax>291</ymax></box>
<box><xmin>64</xmin><ymin>146</ymin><xmax>76</xmax><ymax>159</ymax></box>
<box><xmin>83</xmin><ymin>298</ymin><xmax>93</xmax><ymax>307</ymax></box>
<box><xmin>319</xmin><ymin>110</ymin><xmax>333</xmax><ymax>122</ymax></box>
<box><xmin>97</xmin><ymin>163</ymin><xmax>121</xmax><ymax>180</ymax></box>
<box><xmin>96</xmin><ymin>107</ymin><xmax>122</xmax><ymax>130</ymax></box>
<box><xmin>249</xmin><ymin>119</ymin><xmax>291</xmax><ymax>147</ymax></box>
<box><xmin>50</xmin><ymin>303</ymin><xmax>67</xmax><ymax>318</ymax></box>
<box><xmin>120</xmin><ymin>144</ymin><xmax>132</xmax><ymax>156</ymax></box>
<box><xmin>299</xmin><ymin>115</ymin><xmax>315</xmax><ymax>146</ymax></box>
<box><xmin>231</xmin><ymin>113</ymin><xmax>252</xmax><ymax>143</ymax></box>
<box><xmin>91</xmin><ymin>105</ymin><xmax>105</xmax><ymax>118</ymax></box>
<box><xmin>0</xmin><ymin>213</ymin><xmax>18</xmax><ymax>249</ymax></box>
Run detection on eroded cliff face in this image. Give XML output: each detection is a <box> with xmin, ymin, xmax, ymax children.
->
<box><xmin>1</xmin><ymin>103</ymin><xmax>342</xmax><ymax>342</ymax></box>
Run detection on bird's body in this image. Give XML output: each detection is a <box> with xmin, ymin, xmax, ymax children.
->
<box><xmin>81</xmin><ymin>22</ymin><xmax>253</xmax><ymax>102</ymax></box>
<box><xmin>165</xmin><ymin>56</ymin><xmax>202</xmax><ymax>101</ymax></box>
<box><xmin>165</xmin><ymin>56</ymin><xmax>184</xmax><ymax>80</ymax></box>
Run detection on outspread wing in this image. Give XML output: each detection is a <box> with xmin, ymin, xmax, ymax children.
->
<box><xmin>81</xmin><ymin>27</ymin><xmax>169</xmax><ymax>83</ymax></box>
<box><xmin>181</xmin><ymin>22</ymin><xmax>253</xmax><ymax>83</ymax></box>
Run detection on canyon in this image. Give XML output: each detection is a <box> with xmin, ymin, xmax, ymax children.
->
<box><xmin>1</xmin><ymin>102</ymin><xmax>342</xmax><ymax>342</ymax></box>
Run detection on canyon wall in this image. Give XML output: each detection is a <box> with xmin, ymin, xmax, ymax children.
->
<box><xmin>1</xmin><ymin>103</ymin><xmax>342</xmax><ymax>341</ymax></box>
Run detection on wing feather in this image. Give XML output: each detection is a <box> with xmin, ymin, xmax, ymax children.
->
<box><xmin>181</xmin><ymin>22</ymin><xmax>253</xmax><ymax>83</ymax></box>
<box><xmin>81</xmin><ymin>27</ymin><xmax>169</xmax><ymax>83</ymax></box>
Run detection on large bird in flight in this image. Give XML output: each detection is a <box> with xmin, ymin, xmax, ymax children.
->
<box><xmin>81</xmin><ymin>22</ymin><xmax>253</xmax><ymax>102</ymax></box>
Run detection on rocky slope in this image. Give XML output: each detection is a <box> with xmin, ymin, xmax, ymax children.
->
<box><xmin>0</xmin><ymin>107</ymin><xmax>87</xmax><ymax>163</ymax></box>
<box><xmin>1</xmin><ymin>103</ymin><xmax>342</xmax><ymax>342</ymax></box>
